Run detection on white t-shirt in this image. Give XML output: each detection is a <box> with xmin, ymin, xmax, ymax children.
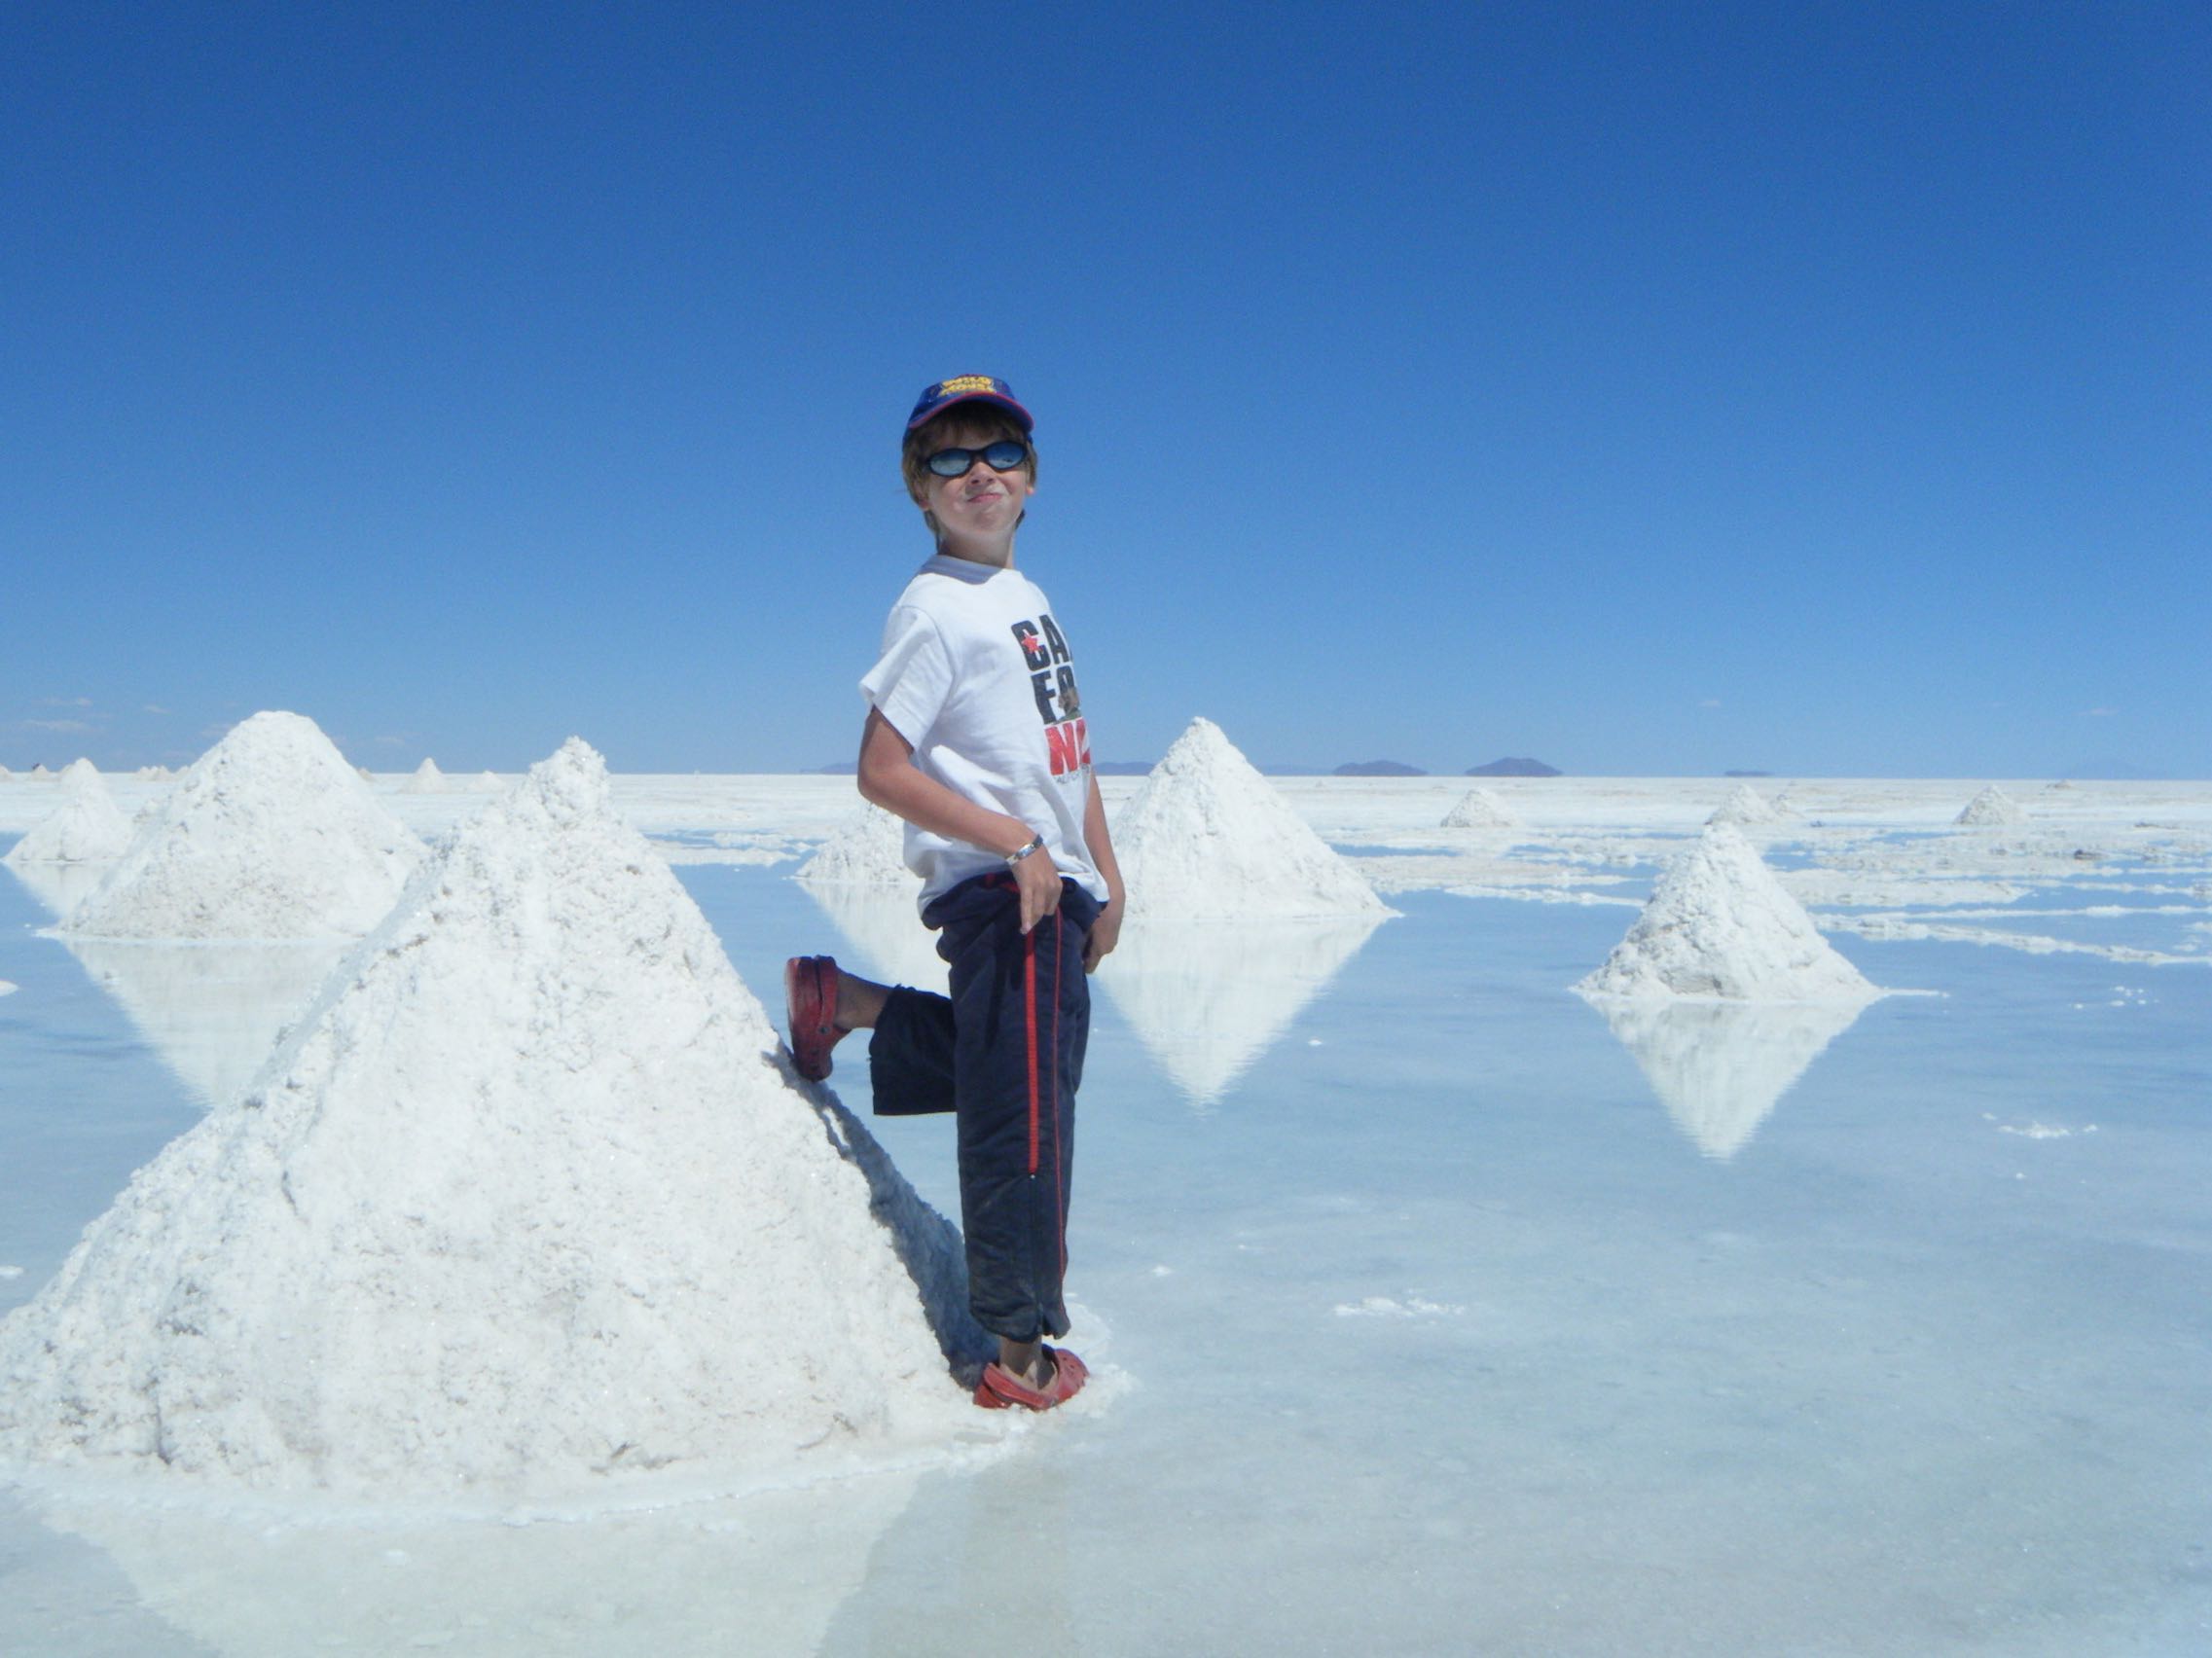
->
<box><xmin>860</xmin><ymin>554</ymin><xmax>1106</xmax><ymax>909</ymax></box>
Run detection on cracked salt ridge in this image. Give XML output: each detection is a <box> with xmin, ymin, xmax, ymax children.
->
<box><xmin>1823</xmin><ymin>915</ymin><xmax>2210</xmax><ymax>965</ymax></box>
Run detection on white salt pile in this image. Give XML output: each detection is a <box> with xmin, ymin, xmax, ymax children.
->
<box><xmin>797</xmin><ymin>802</ymin><xmax>917</xmax><ymax>886</ymax></box>
<box><xmin>1442</xmin><ymin>787</ymin><xmax>1521</xmax><ymax>830</ymax></box>
<box><xmin>1956</xmin><ymin>785</ymin><xmax>2026</xmax><ymax>826</ymax></box>
<box><xmin>1708</xmin><ymin>783</ymin><xmax>1782</xmax><ymax>827</ymax></box>
<box><xmin>3</xmin><ymin>758</ymin><xmax>134</xmax><ymax>867</ymax></box>
<box><xmin>403</xmin><ymin>757</ymin><xmax>446</xmax><ymax>793</ymax></box>
<box><xmin>28</xmin><ymin>764</ymin><xmax>54</xmax><ymax>778</ymax></box>
<box><xmin>64</xmin><ymin>711</ymin><xmax>423</xmax><ymax>941</ymax></box>
<box><xmin>0</xmin><ymin>739</ymin><xmax>982</xmax><ymax>1502</ymax></box>
<box><xmin>1113</xmin><ymin>717</ymin><xmax>1391</xmax><ymax>919</ymax></box>
<box><xmin>1577</xmin><ymin>821</ymin><xmax>1879</xmax><ymax>1002</ymax></box>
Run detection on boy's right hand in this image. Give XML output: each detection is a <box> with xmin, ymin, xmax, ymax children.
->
<box><xmin>1012</xmin><ymin>840</ymin><xmax>1062</xmax><ymax>934</ymax></box>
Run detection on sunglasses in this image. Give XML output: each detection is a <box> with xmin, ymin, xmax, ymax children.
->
<box><xmin>925</xmin><ymin>440</ymin><xmax>1031</xmax><ymax>479</ymax></box>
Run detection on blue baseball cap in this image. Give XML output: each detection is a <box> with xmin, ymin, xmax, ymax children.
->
<box><xmin>906</xmin><ymin>375</ymin><xmax>1033</xmax><ymax>434</ymax></box>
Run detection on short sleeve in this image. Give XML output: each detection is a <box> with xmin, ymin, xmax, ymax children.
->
<box><xmin>859</xmin><ymin>604</ymin><xmax>955</xmax><ymax>749</ymax></box>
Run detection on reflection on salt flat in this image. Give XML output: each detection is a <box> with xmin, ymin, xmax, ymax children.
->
<box><xmin>7</xmin><ymin>859</ymin><xmax>114</xmax><ymax>923</ymax></box>
<box><xmin>1583</xmin><ymin>995</ymin><xmax>1872</xmax><ymax>1159</ymax></box>
<box><xmin>802</xmin><ymin>879</ymin><xmax>949</xmax><ymax>994</ymax></box>
<box><xmin>57</xmin><ymin>936</ymin><xmax>353</xmax><ymax>1109</ymax></box>
<box><xmin>1101</xmin><ymin>917</ymin><xmax>1385</xmax><ymax>1108</ymax></box>
<box><xmin>20</xmin><ymin>1463</ymin><xmax>925</xmax><ymax>1658</ymax></box>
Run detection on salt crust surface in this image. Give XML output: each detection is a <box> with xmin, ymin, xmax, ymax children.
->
<box><xmin>1578</xmin><ymin>822</ymin><xmax>1881</xmax><ymax>1002</ymax></box>
<box><xmin>795</xmin><ymin>802</ymin><xmax>915</xmax><ymax>886</ymax></box>
<box><xmin>0</xmin><ymin>739</ymin><xmax>986</xmax><ymax>1503</ymax></box>
<box><xmin>3</xmin><ymin>759</ymin><xmax>134</xmax><ymax>868</ymax></box>
<box><xmin>64</xmin><ymin>713</ymin><xmax>424</xmax><ymax>941</ymax></box>
<box><xmin>1113</xmin><ymin>717</ymin><xmax>1391</xmax><ymax>919</ymax></box>
<box><xmin>1956</xmin><ymin>784</ymin><xmax>2027</xmax><ymax>826</ymax></box>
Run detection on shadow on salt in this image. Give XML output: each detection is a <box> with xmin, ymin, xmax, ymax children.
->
<box><xmin>1099</xmin><ymin>916</ymin><xmax>1386</xmax><ymax>1109</ymax></box>
<box><xmin>1583</xmin><ymin>995</ymin><xmax>1873</xmax><ymax>1159</ymax></box>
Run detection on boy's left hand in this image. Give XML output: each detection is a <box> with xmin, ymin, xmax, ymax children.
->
<box><xmin>1083</xmin><ymin>896</ymin><xmax>1122</xmax><ymax>972</ymax></box>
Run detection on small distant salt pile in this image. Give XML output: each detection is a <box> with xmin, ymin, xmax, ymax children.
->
<box><xmin>0</xmin><ymin>740</ymin><xmax>978</xmax><ymax>1500</ymax></box>
<box><xmin>1577</xmin><ymin>822</ymin><xmax>1877</xmax><ymax>1002</ymax></box>
<box><xmin>28</xmin><ymin>763</ymin><xmax>54</xmax><ymax>779</ymax></box>
<box><xmin>797</xmin><ymin>802</ymin><xmax>917</xmax><ymax>886</ymax></box>
<box><xmin>64</xmin><ymin>711</ymin><xmax>424</xmax><ymax>940</ymax></box>
<box><xmin>1441</xmin><ymin>787</ymin><xmax>1521</xmax><ymax>830</ymax></box>
<box><xmin>3</xmin><ymin>759</ymin><xmax>134</xmax><ymax>867</ymax></box>
<box><xmin>476</xmin><ymin>769</ymin><xmax>501</xmax><ymax>789</ymax></box>
<box><xmin>1708</xmin><ymin>783</ymin><xmax>1783</xmax><ymax>827</ymax></box>
<box><xmin>1955</xmin><ymin>785</ymin><xmax>2026</xmax><ymax>826</ymax></box>
<box><xmin>403</xmin><ymin>757</ymin><xmax>446</xmax><ymax>793</ymax></box>
<box><xmin>1114</xmin><ymin>717</ymin><xmax>1390</xmax><ymax>919</ymax></box>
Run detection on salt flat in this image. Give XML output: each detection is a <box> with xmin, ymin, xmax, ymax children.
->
<box><xmin>2</xmin><ymin>771</ymin><xmax>2207</xmax><ymax>1656</ymax></box>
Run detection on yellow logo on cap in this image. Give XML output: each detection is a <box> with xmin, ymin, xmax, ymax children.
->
<box><xmin>938</xmin><ymin>375</ymin><xmax>998</xmax><ymax>396</ymax></box>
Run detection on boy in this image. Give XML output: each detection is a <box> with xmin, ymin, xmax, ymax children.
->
<box><xmin>785</xmin><ymin>375</ymin><xmax>1125</xmax><ymax>1412</ymax></box>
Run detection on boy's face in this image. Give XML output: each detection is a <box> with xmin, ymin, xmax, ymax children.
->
<box><xmin>918</xmin><ymin>415</ymin><xmax>1034</xmax><ymax>544</ymax></box>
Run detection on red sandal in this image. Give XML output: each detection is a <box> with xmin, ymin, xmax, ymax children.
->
<box><xmin>783</xmin><ymin>955</ymin><xmax>850</xmax><ymax>1081</ymax></box>
<box><xmin>973</xmin><ymin>1346</ymin><xmax>1088</xmax><ymax>1412</ymax></box>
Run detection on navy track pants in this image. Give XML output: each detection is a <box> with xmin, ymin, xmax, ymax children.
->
<box><xmin>868</xmin><ymin>874</ymin><xmax>1101</xmax><ymax>1344</ymax></box>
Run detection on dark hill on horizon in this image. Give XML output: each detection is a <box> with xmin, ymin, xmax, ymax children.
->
<box><xmin>1468</xmin><ymin>757</ymin><xmax>1562</xmax><ymax>777</ymax></box>
<box><xmin>1334</xmin><ymin>760</ymin><xmax>1427</xmax><ymax>776</ymax></box>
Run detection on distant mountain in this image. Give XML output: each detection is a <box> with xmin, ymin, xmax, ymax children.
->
<box><xmin>1467</xmin><ymin>757</ymin><xmax>1561</xmax><ymax>777</ymax></box>
<box><xmin>1723</xmin><ymin>770</ymin><xmax>1774</xmax><ymax>777</ymax></box>
<box><xmin>1333</xmin><ymin>760</ymin><xmax>1428</xmax><ymax>776</ymax></box>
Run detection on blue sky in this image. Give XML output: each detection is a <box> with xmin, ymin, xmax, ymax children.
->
<box><xmin>6</xmin><ymin>3</ymin><xmax>2206</xmax><ymax>776</ymax></box>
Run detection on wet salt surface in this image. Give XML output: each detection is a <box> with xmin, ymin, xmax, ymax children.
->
<box><xmin>3</xmin><ymin>816</ymin><xmax>2210</xmax><ymax>1654</ymax></box>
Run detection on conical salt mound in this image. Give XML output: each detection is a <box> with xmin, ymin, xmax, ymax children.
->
<box><xmin>1114</xmin><ymin>718</ymin><xmax>1390</xmax><ymax>919</ymax></box>
<box><xmin>403</xmin><ymin>757</ymin><xmax>446</xmax><ymax>793</ymax></box>
<box><xmin>63</xmin><ymin>711</ymin><xmax>422</xmax><ymax>940</ymax></box>
<box><xmin>1708</xmin><ymin>783</ymin><xmax>1781</xmax><ymax>827</ymax></box>
<box><xmin>1442</xmin><ymin>787</ymin><xmax>1521</xmax><ymax>829</ymax></box>
<box><xmin>3</xmin><ymin>758</ymin><xmax>134</xmax><ymax>867</ymax></box>
<box><xmin>1577</xmin><ymin>822</ymin><xmax>1878</xmax><ymax>1002</ymax></box>
<box><xmin>0</xmin><ymin>739</ymin><xmax>980</xmax><ymax>1500</ymax></box>
<box><xmin>1955</xmin><ymin>785</ymin><xmax>2025</xmax><ymax>826</ymax></box>
<box><xmin>797</xmin><ymin>802</ymin><xmax>917</xmax><ymax>886</ymax></box>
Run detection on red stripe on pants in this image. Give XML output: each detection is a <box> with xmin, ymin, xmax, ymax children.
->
<box><xmin>1024</xmin><ymin>924</ymin><xmax>1040</xmax><ymax>1173</ymax></box>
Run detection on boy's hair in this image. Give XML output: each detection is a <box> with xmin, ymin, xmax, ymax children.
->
<box><xmin>900</xmin><ymin>407</ymin><xmax>1038</xmax><ymax>507</ymax></box>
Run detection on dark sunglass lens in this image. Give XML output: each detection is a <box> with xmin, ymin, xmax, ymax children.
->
<box><xmin>925</xmin><ymin>448</ymin><xmax>977</xmax><ymax>478</ymax></box>
<box><xmin>981</xmin><ymin>441</ymin><xmax>1029</xmax><ymax>470</ymax></box>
